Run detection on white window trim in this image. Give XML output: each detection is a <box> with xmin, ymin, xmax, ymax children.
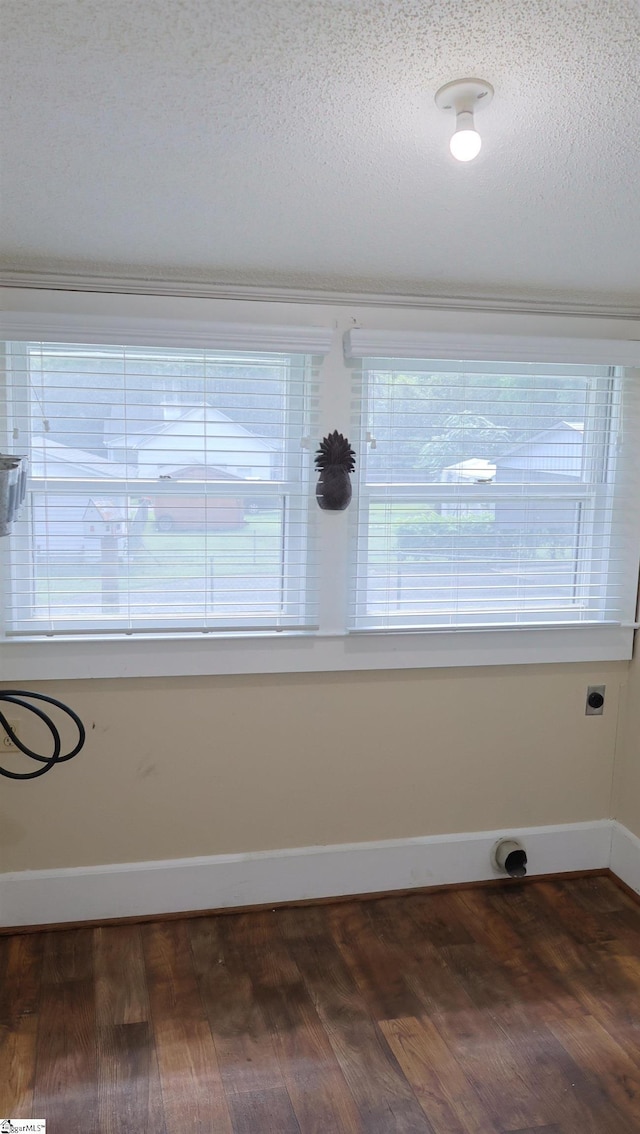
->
<box><xmin>2</xmin><ymin>287</ymin><xmax>640</xmax><ymax>681</ymax></box>
<box><xmin>1</xmin><ymin>311</ymin><xmax>334</xmax><ymax>353</ymax></box>
<box><xmin>0</xmin><ymin>624</ymin><xmax>634</xmax><ymax>682</ymax></box>
<box><xmin>343</xmin><ymin>328</ymin><xmax>640</xmax><ymax>366</ymax></box>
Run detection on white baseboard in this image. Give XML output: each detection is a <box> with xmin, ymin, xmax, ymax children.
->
<box><xmin>0</xmin><ymin>819</ymin><xmax>614</xmax><ymax>929</ymax></box>
<box><xmin>611</xmin><ymin>821</ymin><xmax>640</xmax><ymax>897</ymax></box>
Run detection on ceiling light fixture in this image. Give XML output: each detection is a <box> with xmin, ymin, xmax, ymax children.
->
<box><xmin>435</xmin><ymin>78</ymin><xmax>494</xmax><ymax>162</ymax></box>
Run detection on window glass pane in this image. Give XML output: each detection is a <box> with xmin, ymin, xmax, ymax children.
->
<box><xmin>358</xmin><ymin>498</ymin><xmax>592</xmax><ymax>627</ymax></box>
<box><xmin>21</xmin><ymin>491</ymin><xmax>293</xmax><ymax>629</ymax></box>
<box><xmin>351</xmin><ymin>359</ymin><xmax>624</xmax><ymax>631</ymax></box>
<box><xmin>3</xmin><ymin>343</ymin><xmax>317</xmax><ymax>635</ymax></box>
<box><xmin>363</xmin><ymin>364</ymin><xmax>607</xmax><ymax>485</ymax></box>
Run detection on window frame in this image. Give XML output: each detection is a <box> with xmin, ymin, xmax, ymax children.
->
<box><xmin>1</xmin><ymin>289</ymin><xmax>639</xmax><ymax>681</ymax></box>
<box><xmin>4</xmin><ymin>339</ymin><xmax>319</xmax><ymax>638</ymax></box>
<box><xmin>349</xmin><ymin>357</ymin><xmax>622</xmax><ymax>633</ymax></box>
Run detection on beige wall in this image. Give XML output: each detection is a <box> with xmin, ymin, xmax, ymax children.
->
<box><xmin>612</xmin><ymin>655</ymin><xmax>640</xmax><ymax>838</ymax></box>
<box><xmin>0</xmin><ymin>660</ymin><xmax>627</xmax><ymax>872</ymax></box>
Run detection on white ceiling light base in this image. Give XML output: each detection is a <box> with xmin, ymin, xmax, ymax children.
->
<box><xmin>435</xmin><ymin>78</ymin><xmax>494</xmax><ymax>114</ymax></box>
<box><xmin>435</xmin><ymin>78</ymin><xmax>494</xmax><ymax>162</ymax></box>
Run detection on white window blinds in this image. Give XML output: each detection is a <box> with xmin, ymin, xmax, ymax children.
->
<box><xmin>2</xmin><ymin>337</ymin><xmax>324</xmax><ymax>636</ymax></box>
<box><xmin>347</xmin><ymin>339</ymin><xmax>640</xmax><ymax>634</ymax></box>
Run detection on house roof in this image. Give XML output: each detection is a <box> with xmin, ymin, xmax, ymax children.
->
<box><xmin>496</xmin><ymin>422</ymin><xmax>584</xmax><ymax>461</ymax></box>
<box><xmin>30</xmin><ymin>436</ymin><xmax>128</xmax><ymax>478</ymax></box>
<box><xmin>107</xmin><ymin>407</ymin><xmax>274</xmax><ymax>451</ymax></box>
<box><xmin>83</xmin><ymin>499</ymin><xmax>126</xmax><ymax>523</ymax></box>
<box><xmin>442</xmin><ymin>458</ymin><xmax>496</xmax><ymax>481</ymax></box>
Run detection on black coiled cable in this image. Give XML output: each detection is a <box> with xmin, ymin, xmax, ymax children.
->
<box><xmin>0</xmin><ymin>690</ymin><xmax>85</xmax><ymax>780</ymax></box>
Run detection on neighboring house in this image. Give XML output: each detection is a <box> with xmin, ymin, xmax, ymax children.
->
<box><xmin>107</xmin><ymin>405</ymin><xmax>277</xmax><ymax>479</ymax></box>
<box><xmin>440</xmin><ymin>458</ymin><xmax>496</xmax><ymax>517</ymax></box>
<box><xmin>440</xmin><ymin>458</ymin><xmax>496</xmax><ymax>483</ymax></box>
<box><xmin>438</xmin><ymin>423</ymin><xmax>585</xmax><ymax>534</ymax></box>
<box><xmin>439</xmin><ymin>423</ymin><xmax>585</xmax><ymax>487</ymax></box>
<box><xmin>82</xmin><ymin>499</ymin><xmax>127</xmax><ymax>539</ymax></box>
<box><xmin>29</xmin><ymin>436</ymin><xmax>127</xmax><ymax>554</ymax></box>
<box><xmin>29</xmin><ymin>438</ymin><xmax>250</xmax><ymax>552</ymax></box>
<box><xmin>493</xmin><ymin>422</ymin><xmax>584</xmax><ymax>484</ymax></box>
<box><xmin>494</xmin><ymin>422</ymin><xmax>584</xmax><ymax>535</ymax></box>
<box><xmin>30</xmin><ymin>435</ymin><xmax>127</xmax><ymax>480</ymax></box>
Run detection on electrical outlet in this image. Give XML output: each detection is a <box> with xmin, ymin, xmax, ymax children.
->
<box><xmin>586</xmin><ymin>685</ymin><xmax>605</xmax><ymax>715</ymax></box>
<box><xmin>1</xmin><ymin>719</ymin><xmax>20</xmax><ymax>750</ymax></box>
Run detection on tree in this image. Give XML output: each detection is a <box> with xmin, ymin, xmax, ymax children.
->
<box><xmin>416</xmin><ymin>412</ymin><xmax>511</xmax><ymax>477</ymax></box>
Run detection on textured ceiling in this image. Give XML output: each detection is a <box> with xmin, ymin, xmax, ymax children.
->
<box><xmin>1</xmin><ymin>0</ymin><xmax>640</xmax><ymax>304</ymax></box>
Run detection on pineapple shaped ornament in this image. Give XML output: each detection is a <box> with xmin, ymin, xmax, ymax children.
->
<box><xmin>315</xmin><ymin>431</ymin><xmax>356</xmax><ymax>510</ymax></box>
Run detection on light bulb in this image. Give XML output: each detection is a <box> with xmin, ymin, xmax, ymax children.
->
<box><xmin>435</xmin><ymin>80</ymin><xmax>493</xmax><ymax>164</ymax></box>
<box><xmin>450</xmin><ymin>110</ymin><xmax>481</xmax><ymax>162</ymax></box>
<box><xmin>450</xmin><ymin>128</ymin><xmax>482</xmax><ymax>162</ymax></box>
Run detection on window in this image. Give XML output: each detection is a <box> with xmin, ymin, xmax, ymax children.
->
<box><xmin>1</xmin><ymin>330</ymin><xmax>328</xmax><ymax>639</ymax></box>
<box><xmin>2</xmin><ymin>299</ymin><xmax>639</xmax><ymax>679</ymax></box>
<box><xmin>350</xmin><ymin>356</ymin><xmax>627</xmax><ymax>632</ymax></box>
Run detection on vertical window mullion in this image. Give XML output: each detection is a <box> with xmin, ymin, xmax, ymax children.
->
<box><xmin>280</xmin><ymin>355</ymin><xmax>312</xmax><ymax>628</ymax></box>
<box><xmin>315</xmin><ymin>347</ymin><xmax>352</xmax><ymax>635</ymax></box>
<box><xmin>579</xmin><ymin>373</ymin><xmax>617</xmax><ymax>620</ymax></box>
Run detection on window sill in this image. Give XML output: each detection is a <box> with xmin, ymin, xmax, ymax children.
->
<box><xmin>0</xmin><ymin>625</ymin><xmax>632</xmax><ymax>681</ymax></box>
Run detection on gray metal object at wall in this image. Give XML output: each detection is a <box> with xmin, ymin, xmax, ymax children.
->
<box><xmin>0</xmin><ymin>454</ymin><xmax>29</xmax><ymax>535</ymax></box>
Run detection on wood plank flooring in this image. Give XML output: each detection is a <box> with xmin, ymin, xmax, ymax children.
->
<box><xmin>1</xmin><ymin>875</ymin><xmax>640</xmax><ymax>1133</ymax></box>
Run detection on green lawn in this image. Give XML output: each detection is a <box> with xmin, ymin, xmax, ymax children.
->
<box><xmin>35</xmin><ymin>513</ymin><xmax>285</xmax><ymax>602</ymax></box>
<box><xmin>35</xmin><ymin>503</ymin><xmax>570</xmax><ymax>606</ymax></box>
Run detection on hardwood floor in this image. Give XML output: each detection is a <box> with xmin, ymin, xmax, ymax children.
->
<box><xmin>1</xmin><ymin>875</ymin><xmax>640</xmax><ymax>1132</ymax></box>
